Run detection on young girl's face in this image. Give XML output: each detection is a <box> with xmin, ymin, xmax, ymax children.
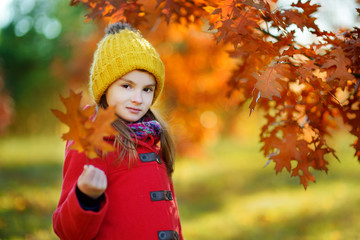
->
<box><xmin>106</xmin><ymin>70</ymin><xmax>156</xmax><ymax>122</ymax></box>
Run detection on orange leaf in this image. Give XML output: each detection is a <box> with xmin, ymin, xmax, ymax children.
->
<box><xmin>253</xmin><ymin>66</ymin><xmax>284</xmax><ymax>100</ymax></box>
<box><xmin>86</xmin><ymin>106</ymin><xmax>118</xmax><ymax>158</ymax></box>
<box><xmin>52</xmin><ymin>91</ymin><xmax>118</xmax><ymax>159</ymax></box>
<box><xmin>51</xmin><ymin>91</ymin><xmax>95</xmax><ymax>153</ymax></box>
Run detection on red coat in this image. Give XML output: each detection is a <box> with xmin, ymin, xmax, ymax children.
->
<box><xmin>53</xmin><ymin>135</ymin><xmax>183</xmax><ymax>240</ymax></box>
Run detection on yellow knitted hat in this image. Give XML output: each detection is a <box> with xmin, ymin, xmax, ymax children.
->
<box><xmin>89</xmin><ymin>24</ymin><xmax>165</xmax><ymax>105</ymax></box>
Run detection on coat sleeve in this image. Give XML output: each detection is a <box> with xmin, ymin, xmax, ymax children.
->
<box><xmin>53</xmin><ymin>141</ymin><xmax>109</xmax><ymax>240</ymax></box>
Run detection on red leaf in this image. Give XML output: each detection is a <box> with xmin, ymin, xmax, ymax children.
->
<box><xmin>242</xmin><ymin>0</ymin><xmax>268</xmax><ymax>11</ymax></box>
<box><xmin>216</xmin><ymin>18</ymin><xmax>234</xmax><ymax>43</ymax></box>
<box><xmin>291</xmin><ymin>0</ymin><xmax>320</xmax><ymax>16</ymax></box>
<box><xmin>269</xmin><ymin>124</ymin><xmax>301</xmax><ymax>173</ymax></box>
<box><xmin>291</xmin><ymin>158</ymin><xmax>316</xmax><ymax>190</ymax></box>
<box><xmin>322</xmin><ymin>48</ymin><xmax>354</xmax><ymax>87</ymax></box>
<box><xmin>253</xmin><ymin>66</ymin><xmax>284</xmax><ymax>100</ymax></box>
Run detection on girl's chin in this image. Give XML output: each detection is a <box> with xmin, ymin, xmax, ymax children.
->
<box><xmin>115</xmin><ymin>114</ymin><xmax>142</xmax><ymax>123</ymax></box>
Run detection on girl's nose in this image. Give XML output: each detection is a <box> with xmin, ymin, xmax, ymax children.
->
<box><xmin>131</xmin><ymin>90</ymin><xmax>143</xmax><ymax>104</ymax></box>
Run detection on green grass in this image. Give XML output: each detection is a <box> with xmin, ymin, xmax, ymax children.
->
<box><xmin>0</xmin><ymin>136</ymin><xmax>64</xmax><ymax>240</ymax></box>
<box><xmin>0</xmin><ymin>134</ymin><xmax>359</xmax><ymax>239</ymax></box>
<box><xmin>175</xmin><ymin>136</ymin><xmax>360</xmax><ymax>240</ymax></box>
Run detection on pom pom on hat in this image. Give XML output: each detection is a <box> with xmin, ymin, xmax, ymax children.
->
<box><xmin>89</xmin><ymin>22</ymin><xmax>165</xmax><ymax>105</ymax></box>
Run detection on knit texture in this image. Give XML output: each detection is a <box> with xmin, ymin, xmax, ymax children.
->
<box><xmin>127</xmin><ymin>120</ymin><xmax>162</xmax><ymax>142</ymax></box>
<box><xmin>89</xmin><ymin>28</ymin><xmax>165</xmax><ymax>105</ymax></box>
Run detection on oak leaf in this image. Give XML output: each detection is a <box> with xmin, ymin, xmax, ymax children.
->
<box><xmin>291</xmin><ymin>0</ymin><xmax>320</xmax><ymax>16</ymax></box>
<box><xmin>52</xmin><ymin>91</ymin><xmax>118</xmax><ymax>159</ymax></box>
<box><xmin>253</xmin><ymin>66</ymin><xmax>284</xmax><ymax>100</ymax></box>
<box><xmin>288</xmin><ymin>0</ymin><xmax>320</xmax><ymax>32</ymax></box>
<box><xmin>322</xmin><ymin>48</ymin><xmax>354</xmax><ymax>87</ymax></box>
<box><xmin>291</xmin><ymin>158</ymin><xmax>316</xmax><ymax>189</ymax></box>
<box><xmin>269</xmin><ymin>124</ymin><xmax>301</xmax><ymax>173</ymax></box>
<box><xmin>290</xmin><ymin>139</ymin><xmax>315</xmax><ymax>189</ymax></box>
<box><xmin>86</xmin><ymin>106</ymin><xmax>118</xmax><ymax>158</ymax></box>
<box><xmin>51</xmin><ymin>91</ymin><xmax>94</xmax><ymax>153</ymax></box>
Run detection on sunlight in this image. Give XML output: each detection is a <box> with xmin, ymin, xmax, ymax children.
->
<box><xmin>0</xmin><ymin>0</ymin><xmax>14</xmax><ymax>28</ymax></box>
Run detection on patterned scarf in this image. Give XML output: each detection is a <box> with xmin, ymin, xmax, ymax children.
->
<box><xmin>127</xmin><ymin>119</ymin><xmax>162</xmax><ymax>142</ymax></box>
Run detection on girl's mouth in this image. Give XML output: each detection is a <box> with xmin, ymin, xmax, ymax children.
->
<box><xmin>126</xmin><ymin>107</ymin><xmax>141</xmax><ymax>114</ymax></box>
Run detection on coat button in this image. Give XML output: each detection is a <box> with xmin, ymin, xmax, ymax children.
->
<box><xmin>151</xmin><ymin>192</ymin><xmax>158</xmax><ymax>199</ymax></box>
<box><xmin>159</xmin><ymin>231</ymin><xmax>166</xmax><ymax>239</ymax></box>
<box><xmin>139</xmin><ymin>153</ymin><xmax>161</xmax><ymax>163</ymax></box>
<box><xmin>158</xmin><ymin>231</ymin><xmax>179</xmax><ymax>240</ymax></box>
<box><xmin>150</xmin><ymin>191</ymin><xmax>173</xmax><ymax>201</ymax></box>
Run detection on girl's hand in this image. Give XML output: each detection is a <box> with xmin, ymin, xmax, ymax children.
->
<box><xmin>77</xmin><ymin>165</ymin><xmax>107</xmax><ymax>199</ymax></box>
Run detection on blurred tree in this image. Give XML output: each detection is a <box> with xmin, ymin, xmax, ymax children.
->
<box><xmin>0</xmin><ymin>73</ymin><xmax>13</xmax><ymax>135</ymax></box>
<box><xmin>0</xmin><ymin>0</ymin><xmax>98</xmax><ymax>134</ymax></box>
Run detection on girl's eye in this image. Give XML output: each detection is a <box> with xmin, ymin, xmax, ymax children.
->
<box><xmin>122</xmin><ymin>84</ymin><xmax>131</xmax><ymax>89</ymax></box>
<box><xmin>144</xmin><ymin>88</ymin><xmax>154</xmax><ymax>93</ymax></box>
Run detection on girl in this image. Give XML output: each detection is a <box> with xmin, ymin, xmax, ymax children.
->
<box><xmin>53</xmin><ymin>22</ymin><xmax>183</xmax><ymax>240</ymax></box>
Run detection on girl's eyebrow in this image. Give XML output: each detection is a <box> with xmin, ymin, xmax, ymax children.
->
<box><xmin>145</xmin><ymin>83</ymin><xmax>156</xmax><ymax>88</ymax></box>
<box><xmin>118</xmin><ymin>78</ymin><xmax>133</xmax><ymax>83</ymax></box>
<box><xmin>119</xmin><ymin>78</ymin><xmax>156</xmax><ymax>87</ymax></box>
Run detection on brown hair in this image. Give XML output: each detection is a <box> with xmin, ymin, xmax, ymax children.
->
<box><xmin>98</xmin><ymin>94</ymin><xmax>176</xmax><ymax>177</ymax></box>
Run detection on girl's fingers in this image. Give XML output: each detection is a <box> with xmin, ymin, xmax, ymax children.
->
<box><xmin>99</xmin><ymin>171</ymin><xmax>107</xmax><ymax>189</ymax></box>
<box><xmin>83</xmin><ymin>164</ymin><xmax>89</xmax><ymax>171</ymax></box>
<box><xmin>94</xmin><ymin>168</ymin><xmax>107</xmax><ymax>189</ymax></box>
<box><xmin>84</xmin><ymin>165</ymin><xmax>96</xmax><ymax>182</ymax></box>
<box><xmin>78</xmin><ymin>165</ymin><xmax>107</xmax><ymax>198</ymax></box>
<box><xmin>93</xmin><ymin>169</ymin><xmax>101</xmax><ymax>187</ymax></box>
<box><xmin>84</xmin><ymin>165</ymin><xmax>107</xmax><ymax>188</ymax></box>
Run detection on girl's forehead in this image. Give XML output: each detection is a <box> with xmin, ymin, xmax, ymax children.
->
<box><xmin>119</xmin><ymin>70</ymin><xmax>156</xmax><ymax>85</ymax></box>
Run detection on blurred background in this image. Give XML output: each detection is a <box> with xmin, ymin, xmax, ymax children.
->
<box><xmin>0</xmin><ymin>0</ymin><xmax>359</xmax><ymax>239</ymax></box>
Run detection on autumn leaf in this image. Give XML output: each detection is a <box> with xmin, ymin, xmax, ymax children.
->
<box><xmin>51</xmin><ymin>91</ymin><xmax>95</xmax><ymax>153</ymax></box>
<box><xmin>345</xmin><ymin>97</ymin><xmax>360</xmax><ymax>161</ymax></box>
<box><xmin>216</xmin><ymin>18</ymin><xmax>234</xmax><ymax>43</ymax></box>
<box><xmin>322</xmin><ymin>48</ymin><xmax>354</xmax><ymax>87</ymax></box>
<box><xmin>242</xmin><ymin>0</ymin><xmax>268</xmax><ymax>11</ymax></box>
<box><xmin>86</xmin><ymin>106</ymin><xmax>118</xmax><ymax>158</ymax></box>
<box><xmin>291</xmin><ymin>158</ymin><xmax>316</xmax><ymax>189</ymax></box>
<box><xmin>288</xmin><ymin>0</ymin><xmax>320</xmax><ymax>32</ymax></box>
<box><xmin>269</xmin><ymin>124</ymin><xmax>301</xmax><ymax>173</ymax></box>
<box><xmin>253</xmin><ymin>66</ymin><xmax>284</xmax><ymax>100</ymax></box>
<box><xmin>52</xmin><ymin>91</ymin><xmax>118</xmax><ymax>159</ymax></box>
<box><xmin>291</xmin><ymin>0</ymin><xmax>320</xmax><ymax>16</ymax></box>
<box><xmin>290</xmin><ymin>139</ymin><xmax>315</xmax><ymax>189</ymax></box>
<box><xmin>217</xmin><ymin>0</ymin><xmax>241</xmax><ymax>19</ymax></box>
